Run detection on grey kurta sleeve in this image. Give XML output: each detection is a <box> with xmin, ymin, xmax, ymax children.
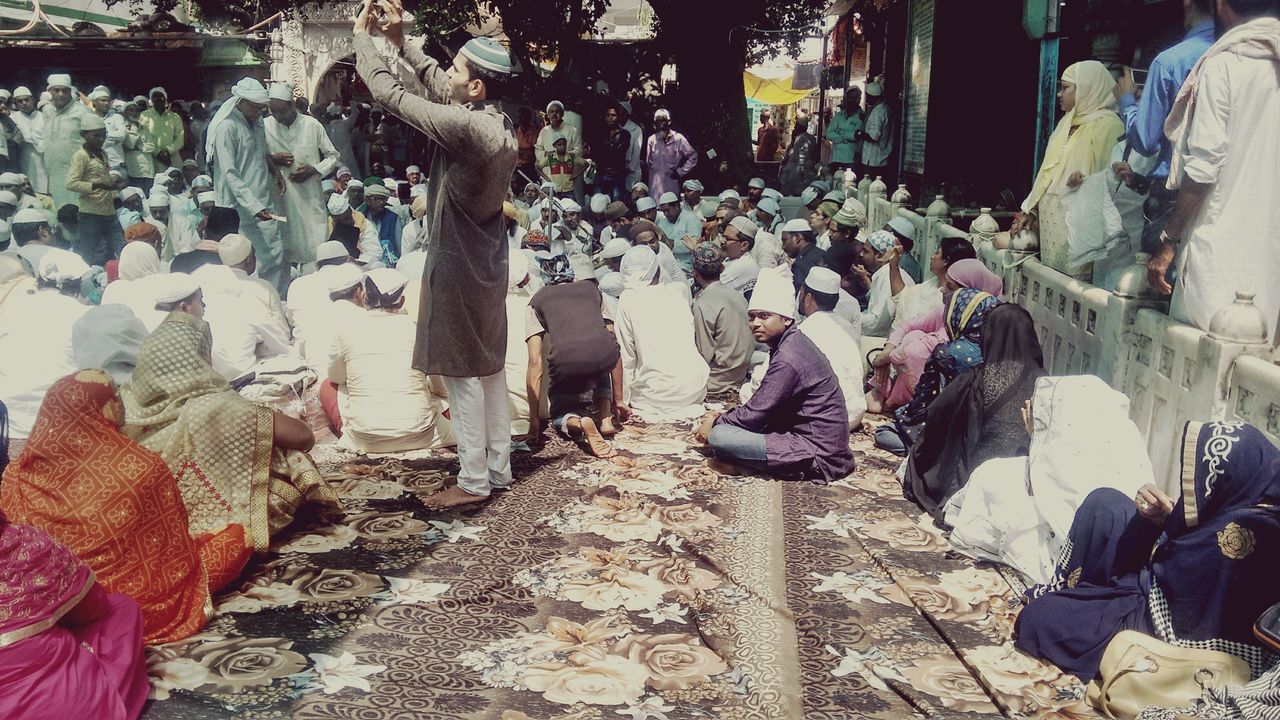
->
<box><xmin>400</xmin><ymin>39</ymin><xmax>453</xmax><ymax>103</ymax></box>
<box><xmin>354</xmin><ymin>34</ymin><xmax>475</xmax><ymax>155</ymax></box>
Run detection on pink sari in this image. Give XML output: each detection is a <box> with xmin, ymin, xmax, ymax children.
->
<box><xmin>0</xmin><ymin>517</ymin><xmax>149</xmax><ymax>720</ymax></box>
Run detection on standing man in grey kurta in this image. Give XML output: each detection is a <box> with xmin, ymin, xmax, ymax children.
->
<box><xmin>354</xmin><ymin>0</ymin><xmax>518</xmax><ymax>509</ymax></box>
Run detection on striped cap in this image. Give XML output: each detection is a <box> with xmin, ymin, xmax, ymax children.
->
<box><xmin>459</xmin><ymin>36</ymin><xmax>514</xmax><ymax>75</ymax></box>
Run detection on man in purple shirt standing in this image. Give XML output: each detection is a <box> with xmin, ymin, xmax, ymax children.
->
<box><xmin>694</xmin><ymin>270</ymin><xmax>854</xmax><ymax>483</ymax></box>
<box><xmin>644</xmin><ymin>108</ymin><xmax>697</xmax><ymax>201</ymax></box>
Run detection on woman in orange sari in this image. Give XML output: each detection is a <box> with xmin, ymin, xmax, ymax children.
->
<box><xmin>1</xmin><ymin>369</ymin><xmax>251</xmax><ymax>644</ymax></box>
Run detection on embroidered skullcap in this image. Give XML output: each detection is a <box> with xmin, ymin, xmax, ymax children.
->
<box><xmin>459</xmin><ymin>36</ymin><xmax>514</xmax><ymax>75</ymax></box>
<box><xmin>692</xmin><ymin>244</ymin><xmax>724</xmax><ymax>275</ymax></box>
<box><xmin>805</xmin><ymin>266</ymin><xmax>841</xmax><ymax>296</ymax></box>
<box><xmin>156</xmin><ymin>273</ymin><xmax>200</xmax><ymax>304</ymax></box>
<box><xmin>866</xmin><ymin>229</ymin><xmax>896</xmax><ymax>254</ymax></box>
<box><xmin>657</xmin><ymin>192</ymin><xmax>679</xmax><ymax>207</ymax></box>
<box><xmin>192</xmin><ymin>174</ymin><xmax>213</xmax><ymax>188</ymax></box>
<box><xmin>524</xmin><ymin>229</ymin><xmax>549</xmax><ymax>250</ymax></box>
<box><xmin>46</xmin><ymin>74</ymin><xmax>72</xmax><ymax>89</ymax></box>
<box><xmin>832</xmin><ymin>198</ymin><xmax>867</xmax><ymax>228</ymax></box>
<box><xmin>748</xmin><ymin>269</ymin><xmax>795</xmax><ymax>319</ymax></box>
<box><xmin>217</xmin><ymin>233</ymin><xmax>253</xmax><ymax>266</ymax></box>
<box><xmin>327</xmin><ymin>194</ymin><xmax>351</xmax><ymax>215</ymax></box>
<box><xmin>728</xmin><ymin>215</ymin><xmax>758</xmax><ymax>239</ymax></box>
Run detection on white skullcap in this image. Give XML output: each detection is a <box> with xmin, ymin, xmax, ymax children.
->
<box><xmin>88</xmin><ymin>87</ymin><xmax>110</xmax><ymax>101</ymax></box>
<box><xmin>728</xmin><ymin>215</ymin><xmax>758</xmax><ymax>239</ymax></box>
<box><xmin>327</xmin><ymin>194</ymin><xmax>351</xmax><ymax>215</ymax></box>
<box><xmin>631</xmin><ymin>182</ymin><xmax>648</xmax><ymax>193</ymax></box>
<box><xmin>756</xmin><ymin>197</ymin><xmax>780</xmax><ymax>216</ymax></box>
<box><xmin>364</xmin><ymin>267</ymin><xmax>408</xmax><ymax>296</ymax></box>
<box><xmin>718</xmin><ymin>189</ymin><xmax>741</xmax><ymax>201</ymax></box>
<box><xmin>0</xmin><ymin>172</ymin><xmax>21</xmax><ymax>185</ymax></box>
<box><xmin>657</xmin><ymin>192</ymin><xmax>679</xmax><ymax>206</ymax></box>
<box><xmin>192</xmin><ymin>174</ymin><xmax>213</xmax><ymax>188</ymax></box>
<box><xmin>315</xmin><ymin>240</ymin><xmax>349</xmax><ymax>263</ymax></box>
<box><xmin>230</xmin><ymin>78</ymin><xmax>268</xmax><ymax>104</ymax></box>
<box><xmin>406</xmin><ymin>164</ymin><xmax>421</xmax><ymax>174</ymax></box>
<box><xmin>12</xmin><ymin>86</ymin><xmax>31</xmax><ymax>99</ymax></box>
<box><xmin>364</xmin><ymin>183</ymin><xmax>391</xmax><ymax>198</ymax></box>
<box><xmin>197</xmin><ymin>191</ymin><xmax>216</xmax><ymax>204</ymax></box>
<box><xmin>327</xmin><ymin>263</ymin><xmax>363</xmax><ymax>293</ymax></box>
<box><xmin>589</xmin><ymin>193</ymin><xmax>609</xmax><ymax>214</ymax></box>
<box><xmin>119</xmin><ymin>187</ymin><xmax>144</xmax><ymax>202</ymax></box>
<box><xmin>748</xmin><ymin>268</ymin><xmax>795</xmax><ymax>319</ymax></box>
<box><xmin>13</xmin><ymin>208</ymin><xmax>47</xmax><ymax>225</ymax></box>
<box><xmin>383</xmin><ymin>178</ymin><xmax>397</xmax><ymax>190</ymax></box>
<box><xmin>147</xmin><ymin>193</ymin><xmax>170</xmax><ymax>208</ymax></box>
<box><xmin>886</xmin><ymin>216</ymin><xmax>917</xmax><ymax>241</ymax></box>
<box><xmin>781</xmin><ymin>218</ymin><xmax>812</xmax><ymax>234</ymax></box>
<box><xmin>336</xmin><ymin>167</ymin><xmax>352</xmax><ymax>179</ymax></box>
<box><xmin>569</xmin><ymin>255</ymin><xmax>595</xmax><ymax>282</ymax></box>
<box><xmin>217</xmin><ymin>233</ymin><xmax>253</xmax><ymax>266</ymax></box>
<box><xmin>346</xmin><ymin>179</ymin><xmax>365</xmax><ymax>189</ymax></box>
<box><xmin>866</xmin><ymin>82</ymin><xmax>883</xmax><ymax>96</ymax></box>
<box><xmin>156</xmin><ymin>273</ymin><xmax>201</xmax><ymax>304</ymax></box>
<box><xmin>635</xmin><ymin>197</ymin><xmax>656</xmax><ymax>213</ymax></box>
<box><xmin>37</xmin><ymin>248</ymin><xmax>90</xmax><ymax>283</ymax></box>
<box><xmin>148</xmin><ymin>86</ymin><xmax>167</xmax><ymax>99</ymax></box>
<box><xmin>559</xmin><ymin>199</ymin><xmax>581</xmax><ymax>213</ymax></box>
<box><xmin>804</xmin><ymin>266</ymin><xmax>841</xmax><ymax>296</ymax></box>
<box><xmin>600</xmin><ymin>237</ymin><xmax>631</xmax><ymax>260</ymax></box>
<box><xmin>762</xmin><ymin>188</ymin><xmax>782</xmax><ymax>201</ymax></box>
<box><xmin>682</xmin><ymin>179</ymin><xmax>703</xmax><ymax>192</ymax></box>
<box><xmin>80</xmin><ymin>114</ymin><xmax>106</xmax><ymax>132</ymax></box>
<box><xmin>268</xmin><ymin>82</ymin><xmax>293</xmax><ymax>101</ymax></box>
<box><xmin>800</xmin><ymin>186</ymin><xmax>820</xmax><ymax>206</ymax></box>
<box><xmin>653</xmin><ymin>108</ymin><xmax>670</xmax><ymax>120</ymax></box>
<box><xmin>0</xmin><ymin>90</ymin><xmax>8</xmax><ymax>100</ymax></box>
<box><xmin>46</xmin><ymin>74</ymin><xmax>72</xmax><ymax>89</ymax></box>
<box><xmin>0</xmin><ymin>191</ymin><xmax>15</xmax><ymax>207</ymax></box>
<box><xmin>748</xmin><ymin>177</ymin><xmax>766</xmax><ymax>190</ymax></box>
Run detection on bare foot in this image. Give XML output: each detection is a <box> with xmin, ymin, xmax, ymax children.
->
<box><xmin>598</xmin><ymin>415</ymin><xmax>618</xmax><ymax>437</ymax></box>
<box><xmin>579</xmin><ymin>417</ymin><xmax>616</xmax><ymax>458</ymax></box>
<box><xmin>422</xmin><ymin>485</ymin><xmax>490</xmax><ymax>509</ymax></box>
<box><xmin>706</xmin><ymin>458</ymin><xmax>743</xmax><ymax>476</ymax></box>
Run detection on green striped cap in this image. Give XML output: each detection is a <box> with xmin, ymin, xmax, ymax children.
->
<box><xmin>460</xmin><ymin>37</ymin><xmax>513</xmax><ymax>75</ymax></box>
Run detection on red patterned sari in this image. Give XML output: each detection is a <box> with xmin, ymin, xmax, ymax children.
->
<box><xmin>1</xmin><ymin>369</ymin><xmax>250</xmax><ymax>644</ymax></box>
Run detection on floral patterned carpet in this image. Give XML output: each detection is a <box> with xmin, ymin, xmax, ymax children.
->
<box><xmin>140</xmin><ymin>419</ymin><xmax>1097</xmax><ymax>720</ymax></box>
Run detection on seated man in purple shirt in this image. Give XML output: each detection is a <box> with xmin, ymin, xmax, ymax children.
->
<box><xmin>694</xmin><ymin>269</ymin><xmax>854</xmax><ymax>483</ymax></box>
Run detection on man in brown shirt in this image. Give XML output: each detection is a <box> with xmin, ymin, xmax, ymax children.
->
<box><xmin>354</xmin><ymin>0</ymin><xmax>518</xmax><ymax>508</ymax></box>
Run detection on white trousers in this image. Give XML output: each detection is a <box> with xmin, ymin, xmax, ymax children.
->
<box><xmin>441</xmin><ymin>371</ymin><xmax>513</xmax><ymax>496</ymax></box>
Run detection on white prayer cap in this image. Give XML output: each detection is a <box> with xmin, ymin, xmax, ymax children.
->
<box><xmin>147</xmin><ymin>193</ymin><xmax>170</xmax><ymax>208</ymax></box>
<box><xmin>719</xmin><ymin>189</ymin><xmax>741</xmax><ymax>201</ymax></box>
<box><xmin>728</xmin><ymin>215</ymin><xmax>758</xmax><ymax>239</ymax></box>
<box><xmin>148</xmin><ymin>86</ymin><xmax>168</xmax><ymax>99</ymax></box>
<box><xmin>13</xmin><ymin>207</ymin><xmax>48</xmax><ymax>225</ymax></box>
<box><xmin>336</xmin><ymin>167</ymin><xmax>352</xmax><ymax>179</ymax></box>
<box><xmin>631</xmin><ymin>181</ymin><xmax>648</xmax><ymax>193</ymax></box>
<box><xmin>191</xmin><ymin>174</ymin><xmax>213</xmax><ymax>188</ymax></box>
<box><xmin>364</xmin><ymin>183</ymin><xmax>391</xmax><ymax>198</ymax></box>
<box><xmin>682</xmin><ymin>179</ymin><xmax>704</xmax><ymax>193</ymax></box>
<box><xmin>12</xmin><ymin>86</ymin><xmax>31</xmax><ymax>99</ymax></box>
<box><xmin>321</xmin><ymin>179</ymin><xmax>335</xmax><ymax>192</ymax></box>
<box><xmin>866</xmin><ymin>82</ymin><xmax>883</xmax><ymax>96</ymax></box>
<box><xmin>327</xmin><ymin>263</ymin><xmax>363</xmax><ymax>293</ymax></box>
<box><xmin>153</xmin><ymin>172</ymin><xmax>171</xmax><ymax>185</ymax></box>
<box><xmin>111</xmin><ymin>99</ymin><xmax>127</xmax><ymax>112</ymax></box>
<box><xmin>748</xmin><ymin>268</ymin><xmax>796</xmax><ymax>319</ymax></box>
<box><xmin>218</xmin><ymin>233</ymin><xmax>254</xmax><ymax>266</ymax></box>
<box><xmin>635</xmin><ymin>197</ymin><xmax>656</xmax><ymax>213</ymax></box>
<box><xmin>327</xmin><ymin>194</ymin><xmax>351</xmax><ymax>215</ymax></box>
<box><xmin>46</xmin><ymin>74</ymin><xmax>72</xmax><ymax>89</ymax></box>
<box><xmin>80</xmin><ymin>114</ymin><xmax>106</xmax><ymax>132</ymax></box>
<box><xmin>756</xmin><ymin>197</ymin><xmax>780</xmax><ymax>216</ymax></box>
<box><xmin>653</xmin><ymin>108</ymin><xmax>670</xmax><ymax>121</ymax></box>
<box><xmin>268</xmin><ymin>82</ymin><xmax>293</xmax><ymax>102</ymax></box>
<box><xmin>346</xmin><ymin>179</ymin><xmax>365</xmax><ymax>189</ymax></box>
<box><xmin>230</xmin><ymin>77</ymin><xmax>268</xmax><ymax>104</ymax></box>
<box><xmin>119</xmin><ymin>186</ymin><xmax>144</xmax><ymax>202</ymax></box>
<box><xmin>88</xmin><ymin>87</ymin><xmax>110</xmax><ymax>101</ymax></box>
<box><xmin>315</xmin><ymin>240</ymin><xmax>349</xmax><ymax>263</ymax></box>
<box><xmin>37</xmin><ymin>247</ymin><xmax>90</xmax><ymax>283</ymax></box>
<box><xmin>781</xmin><ymin>218</ymin><xmax>812</xmax><ymax>234</ymax></box>
<box><xmin>197</xmin><ymin>191</ymin><xmax>216</xmax><ymax>204</ymax></box>
<box><xmin>0</xmin><ymin>89</ymin><xmax>12</xmax><ymax>101</ymax></box>
<box><xmin>600</xmin><ymin>237</ymin><xmax>631</xmax><ymax>260</ymax></box>
<box><xmin>559</xmin><ymin>198</ymin><xmax>581</xmax><ymax>213</ymax></box>
<box><xmin>617</xmin><ymin>100</ymin><xmax>632</xmax><ymax>115</ymax></box>
<box><xmin>569</xmin><ymin>255</ymin><xmax>595</xmax><ymax>281</ymax></box>
<box><xmin>589</xmin><ymin>193</ymin><xmax>609</xmax><ymax>214</ymax></box>
<box><xmin>800</xmin><ymin>186</ymin><xmax>820</xmax><ymax>206</ymax></box>
<box><xmin>886</xmin><ymin>215</ymin><xmax>917</xmax><ymax>241</ymax></box>
<box><xmin>156</xmin><ymin>273</ymin><xmax>201</xmax><ymax>304</ymax></box>
<box><xmin>657</xmin><ymin>192</ymin><xmax>679</xmax><ymax>207</ymax></box>
<box><xmin>0</xmin><ymin>191</ymin><xmax>16</xmax><ymax>206</ymax></box>
<box><xmin>748</xmin><ymin>177</ymin><xmax>766</xmax><ymax>190</ymax></box>
<box><xmin>406</xmin><ymin>165</ymin><xmax>421</xmax><ymax>174</ymax></box>
<box><xmin>762</xmin><ymin>188</ymin><xmax>782</xmax><ymax>201</ymax></box>
<box><xmin>0</xmin><ymin>172</ymin><xmax>21</xmax><ymax>185</ymax></box>
<box><xmin>364</xmin><ymin>267</ymin><xmax>408</xmax><ymax>296</ymax></box>
<box><xmin>804</xmin><ymin>266</ymin><xmax>841</xmax><ymax>296</ymax></box>
<box><xmin>540</xmin><ymin>180</ymin><xmax>556</xmax><ymax>193</ymax></box>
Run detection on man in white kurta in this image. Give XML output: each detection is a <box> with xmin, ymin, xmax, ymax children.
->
<box><xmin>799</xmin><ymin>268</ymin><xmax>867</xmax><ymax>427</ymax></box>
<box><xmin>217</xmin><ymin>233</ymin><xmax>290</xmax><ymax>338</ymax></box>
<box><xmin>265</xmin><ymin>83</ymin><xmax>341</xmax><ymax>266</ymax></box>
<box><xmin>1160</xmin><ymin>12</ymin><xmax>1280</xmax><ymax>342</ymax></box>
<box><xmin>10</xmin><ymin>87</ymin><xmax>45</xmax><ymax>193</ymax></box>
<box><xmin>287</xmin><ymin>242</ymin><xmax>356</xmax><ymax>373</ymax></box>
<box><xmin>40</xmin><ymin>74</ymin><xmax>95</xmax><ymax>210</ymax></box>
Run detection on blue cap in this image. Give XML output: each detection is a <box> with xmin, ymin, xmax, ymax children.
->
<box><xmin>460</xmin><ymin>37</ymin><xmax>514</xmax><ymax>75</ymax></box>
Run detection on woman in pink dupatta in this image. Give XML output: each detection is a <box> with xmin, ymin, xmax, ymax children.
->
<box><xmin>867</xmin><ymin>258</ymin><xmax>1004</xmax><ymax>413</ymax></box>
<box><xmin>0</xmin><ymin>510</ymin><xmax>149</xmax><ymax>720</ymax></box>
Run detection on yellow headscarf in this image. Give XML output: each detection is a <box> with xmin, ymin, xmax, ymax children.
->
<box><xmin>1022</xmin><ymin>61</ymin><xmax>1123</xmax><ymax>213</ymax></box>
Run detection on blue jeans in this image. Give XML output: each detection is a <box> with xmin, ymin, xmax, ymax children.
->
<box><xmin>76</xmin><ymin>212</ymin><xmax>123</xmax><ymax>267</ymax></box>
<box><xmin>595</xmin><ymin>171</ymin><xmax>628</xmax><ymax>203</ymax></box>
<box><xmin>550</xmin><ymin>371</ymin><xmax>613</xmax><ymax>436</ymax></box>
<box><xmin>708</xmin><ymin>423</ymin><xmax>770</xmax><ymax>472</ymax></box>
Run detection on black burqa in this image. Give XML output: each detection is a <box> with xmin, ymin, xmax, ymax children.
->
<box><xmin>904</xmin><ymin>304</ymin><xmax>1045</xmax><ymax>522</ymax></box>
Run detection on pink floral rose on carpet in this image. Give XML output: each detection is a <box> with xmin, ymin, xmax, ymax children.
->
<box><xmin>612</xmin><ymin>633</ymin><xmax>729</xmax><ymax>691</ymax></box>
<box><xmin>648</xmin><ymin>502</ymin><xmax>723</xmax><ymax>537</ymax></box>
<box><xmin>640</xmin><ymin>556</ymin><xmax>722</xmax><ymax>601</ymax></box>
<box><xmin>902</xmin><ymin>652</ymin><xmax>992</xmax><ymax>714</ymax></box>
<box><xmin>861</xmin><ymin>513</ymin><xmax>948</xmax><ymax>553</ymax></box>
<box><xmin>560</xmin><ymin>567</ymin><xmax>667</xmax><ymax>611</ymax></box>
<box><xmin>522</xmin><ymin>654</ymin><xmax>649</xmax><ymax>706</ymax></box>
<box><xmin>182</xmin><ymin>636</ymin><xmax>307</xmax><ymax>693</ymax></box>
